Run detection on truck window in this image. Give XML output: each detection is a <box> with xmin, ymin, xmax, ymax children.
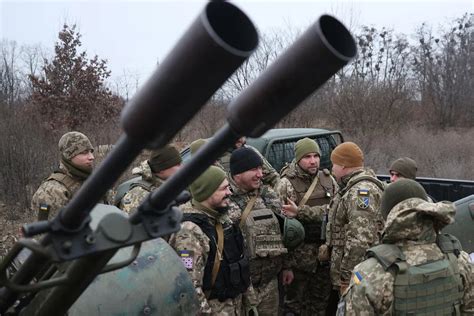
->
<box><xmin>267</xmin><ymin>133</ymin><xmax>341</xmax><ymax>173</ymax></box>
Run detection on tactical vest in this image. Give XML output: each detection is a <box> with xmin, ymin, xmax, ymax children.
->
<box><xmin>182</xmin><ymin>213</ymin><xmax>250</xmax><ymax>302</ymax></box>
<box><xmin>367</xmin><ymin>234</ymin><xmax>464</xmax><ymax>315</ymax></box>
<box><xmin>328</xmin><ymin>175</ymin><xmax>385</xmax><ymax>247</ymax></box>
<box><xmin>241</xmin><ymin>208</ymin><xmax>287</xmax><ymax>287</ymax></box>
<box><xmin>47</xmin><ymin>171</ymin><xmax>82</xmax><ymax>199</ymax></box>
<box><xmin>113</xmin><ymin>176</ymin><xmax>155</xmax><ymax>206</ymax></box>
<box><xmin>283</xmin><ymin>168</ymin><xmax>334</xmax><ymax>243</ymax></box>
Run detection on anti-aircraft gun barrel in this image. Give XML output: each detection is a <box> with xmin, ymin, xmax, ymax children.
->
<box><xmin>0</xmin><ymin>2</ymin><xmax>258</xmax><ymax>314</ymax></box>
<box><xmin>0</xmin><ymin>6</ymin><xmax>358</xmax><ymax>316</ymax></box>
<box><xmin>136</xmin><ymin>14</ymin><xmax>357</xmax><ymax>216</ymax></box>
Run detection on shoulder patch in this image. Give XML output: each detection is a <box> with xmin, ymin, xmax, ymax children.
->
<box><xmin>352</xmin><ymin>271</ymin><xmax>364</xmax><ymax>285</ymax></box>
<box><xmin>177</xmin><ymin>250</ymin><xmax>194</xmax><ymax>270</ymax></box>
<box><xmin>356</xmin><ymin>189</ymin><xmax>370</xmax><ymax>209</ymax></box>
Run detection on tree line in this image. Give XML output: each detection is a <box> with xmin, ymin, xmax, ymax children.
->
<box><xmin>0</xmin><ymin>14</ymin><xmax>473</xmax><ymax>219</ymax></box>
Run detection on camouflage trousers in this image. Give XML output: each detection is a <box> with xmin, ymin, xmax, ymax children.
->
<box><xmin>244</xmin><ymin>277</ymin><xmax>279</xmax><ymax>316</ymax></box>
<box><xmin>208</xmin><ymin>294</ymin><xmax>243</xmax><ymax>315</ymax></box>
<box><xmin>283</xmin><ymin>265</ymin><xmax>332</xmax><ymax>316</ymax></box>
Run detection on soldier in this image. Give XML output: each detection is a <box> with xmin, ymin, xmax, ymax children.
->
<box><xmin>338</xmin><ymin>179</ymin><xmax>474</xmax><ymax>315</ymax></box>
<box><xmin>219</xmin><ymin>137</ymin><xmax>280</xmax><ymax>188</ymax></box>
<box><xmin>190</xmin><ymin>138</ymin><xmax>224</xmax><ymax>169</ymax></box>
<box><xmin>277</xmin><ymin>137</ymin><xmax>337</xmax><ymax>315</ymax></box>
<box><xmin>388</xmin><ymin>157</ymin><xmax>417</xmax><ymax>183</ymax></box>
<box><xmin>169</xmin><ymin>166</ymin><xmax>250</xmax><ymax>315</ymax></box>
<box><xmin>319</xmin><ymin>141</ymin><xmax>385</xmax><ymax>311</ymax></box>
<box><xmin>119</xmin><ymin>145</ymin><xmax>182</xmax><ymax>213</ymax></box>
<box><xmin>227</xmin><ymin>147</ymin><xmax>288</xmax><ymax>316</ymax></box>
<box><xmin>31</xmin><ymin>131</ymin><xmax>95</xmax><ymax>220</ymax></box>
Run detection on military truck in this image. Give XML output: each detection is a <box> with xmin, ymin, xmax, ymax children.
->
<box><xmin>183</xmin><ymin>127</ymin><xmax>474</xmax><ymax>202</ymax></box>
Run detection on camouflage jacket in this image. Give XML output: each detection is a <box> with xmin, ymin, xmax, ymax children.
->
<box><xmin>277</xmin><ymin>160</ymin><xmax>337</xmax><ymax>272</ymax></box>
<box><xmin>120</xmin><ymin>160</ymin><xmax>164</xmax><ymax>214</ymax></box>
<box><xmin>31</xmin><ymin>163</ymin><xmax>84</xmax><ymax>220</ymax></box>
<box><xmin>219</xmin><ymin>145</ymin><xmax>280</xmax><ymax>189</ymax></box>
<box><xmin>340</xmin><ymin>199</ymin><xmax>474</xmax><ymax>315</ymax></box>
<box><xmin>277</xmin><ymin>160</ymin><xmax>337</xmax><ymax>222</ymax></box>
<box><xmin>326</xmin><ymin>168</ymin><xmax>385</xmax><ymax>287</ymax></box>
<box><xmin>169</xmin><ymin>205</ymin><xmax>243</xmax><ymax>315</ymax></box>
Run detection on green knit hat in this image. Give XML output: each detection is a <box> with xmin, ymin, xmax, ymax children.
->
<box><xmin>148</xmin><ymin>145</ymin><xmax>182</xmax><ymax>173</ymax></box>
<box><xmin>381</xmin><ymin>178</ymin><xmax>427</xmax><ymax>219</ymax></box>
<box><xmin>295</xmin><ymin>138</ymin><xmax>320</xmax><ymax>162</ymax></box>
<box><xmin>190</xmin><ymin>139</ymin><xmax>207</xmax><ymax>155</ymax></box>
<box><xmin>389</xmin><ymin>157</ymin><xmax>417</xmax><ymax>180</ymax></box>
<box><xmin>190</xmin><ymin>166</ymin><xmax>226</xmax><ymax>202</ymax></box>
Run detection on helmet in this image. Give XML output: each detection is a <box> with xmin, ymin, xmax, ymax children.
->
<box><xmin>58</xmin><ymin>131</ymin><xmax>93</xmax><ymax>160</ymax></box>
<box><xmin>282</xmin><ymin>217</ymin><xmax>305</xmax><ymax>249</ymax></box>
<box><xmin>69</xmin><ymin>204</ymin><xmax>199</xmax><ymax>315</ymax></box>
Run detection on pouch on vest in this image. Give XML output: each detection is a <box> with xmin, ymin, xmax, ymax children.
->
<box><xmin>367</xmin><ymin>241</ymin><xmax>464</xmax><ymax>315</ymax></box>
<box><xmin>241</xmin><ymin>208</ymin><xmax>287</xmax><ymax>259</ymax></box>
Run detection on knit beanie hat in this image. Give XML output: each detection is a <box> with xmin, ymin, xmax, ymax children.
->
<box><xmin>58</xmin><ymin>131</ymin><xmax>93</xmax><ymax>161</ymax></box>
<box><xmin>190</xmin><ymin>139</ymin><xmax>207</xmax><ymax>155</ymax></box>
<box><xmin>295</xmin><ymin>137</ymin><xmax>321</xmax><ymax>162</ymax></box>
<box><xmin>230</xmin><ymin>147</ymin><xmax>263</xmax><ymax>176</ymax></box>
<box><xmin>381</xmin><ymin>178</ymin><xmax>427</xmax><ymax>219</ymax></box>
<box><xmin>330</xmin><ymin>142</ymin><xmax>364</xmax><ymax>167</ymax></box>
<box><xmin>190</xmin><ymin>166</ymin><xmax>226</xmax><ymax>202</ymax></box>
<box><xmin>148</xmin><ymin>145</ymin><xmax>182</xmax><ymax>173</ymax></box>
<box><xmin>389</xmin><ymin>157</ymin><xmax>417</xmax><ymax>180</ymax></box>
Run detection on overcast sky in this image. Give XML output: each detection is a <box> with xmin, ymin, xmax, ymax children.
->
<box><xmin>1</xmin><ymin>0</ymin><xmax>472</xmax><ymax>86</ymax></box>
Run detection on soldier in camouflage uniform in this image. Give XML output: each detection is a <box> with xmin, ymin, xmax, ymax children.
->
<box><xmin>31</xmin><ymin>131</ymin><xmax>95</xmax><ymax>220</ymax></box>
<box><xmin>169</xmin><ymin>166</ymin><xmax>250</xmax><ymax>315</ymax></box>
<box><xmin>219</xmin><ymin>137</ymin><xmax>280</xmax><ymax>188</ymax></box>
<box><xmin>227</xmin><ymin>147</ymin><xmax>288</xmax><ymax>316</ymax></box>
<box><xmin>119</xmin><ymin>145</ymin><xmax>182</xmax><ymax>213</ymax></box>
<box><xmin>277</xmin><ymin>138</ymin><xmax>337</xmax><ymax>315</ymax></box>
<box><xmin>338</xmin><ymin>179</ymin><xmax>474</xmax><ymax>315</ymax></box>
<box><xmin>388</xmin><ymin>157</ymin><xmax>417</xmax><ymax>183</ymax></box>
<box><xmin>319</xmin><ymin>142</ymin><xmax>385</xmax><ymax>312</ymax></box>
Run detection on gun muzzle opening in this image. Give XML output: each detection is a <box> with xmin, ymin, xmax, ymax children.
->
<box><xmin>203</xmin><ymin>2</ymin><xmax>259</xmax><ymax>57</ymax></box>
<box><xmin>318</xmin><ymin>15</ymin><xmax>357</xmax><ymax>61</ymax></box>
<box><xmin>120</xmin><ymin>2</ymin><xmax>258</xmax><ymax>146</ymax></box>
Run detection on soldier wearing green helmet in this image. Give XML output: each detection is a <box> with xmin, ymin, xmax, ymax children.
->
<box><xmin>338</xmin><ymin>179</ymin><xmax>474</xmax><ymax>315</ymax></box>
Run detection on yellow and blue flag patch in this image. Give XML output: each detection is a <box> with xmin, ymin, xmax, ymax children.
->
<box><xmin>353</xmin><ymin>271</ymin><xmax>363</xmax><ymax>285</ymax></box>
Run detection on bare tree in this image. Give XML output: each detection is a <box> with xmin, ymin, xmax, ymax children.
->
<box><xmin>412</xmin><ymin>14</ymin><xmax>473</xmax><ymax>128</ymax></box>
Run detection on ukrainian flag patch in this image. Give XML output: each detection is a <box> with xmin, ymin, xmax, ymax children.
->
<box><xmin>353</xmin><ymin>271</ymin><xmax>363</xmax><ymax>285</ymax></box>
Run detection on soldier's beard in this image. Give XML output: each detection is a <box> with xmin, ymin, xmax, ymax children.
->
<box><xmin>215</xmin><ymin>206</ymin><xmax>229</xmax><ymax>214</ymax></box>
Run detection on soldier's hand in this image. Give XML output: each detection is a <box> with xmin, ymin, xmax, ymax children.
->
<box><xmin>282</xmin><ymin>198</ymin><xmax>298</xmax><ymax>218</ymax></box>
<box><xmin>339</xmin><ymin>281</ymin><xmax>350</xmax><ymax>295</ymax></box>
<box><xmin>281</xmin><ymin>269</ymin><xmax>294</xmax><ymax>285</ymax></box>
